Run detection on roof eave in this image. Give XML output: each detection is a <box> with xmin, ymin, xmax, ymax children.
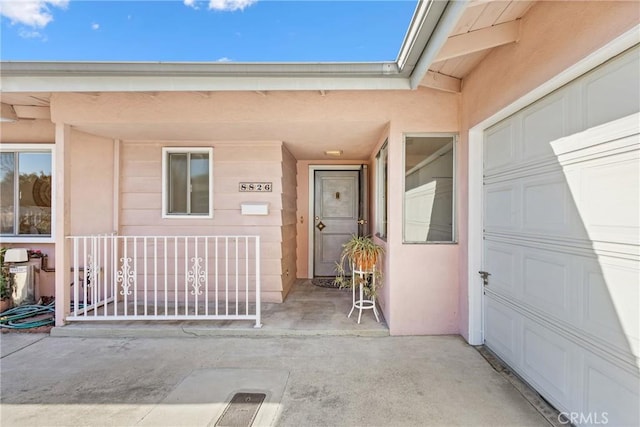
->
<box><xmin>0</xmin><ymin>1</ymin><xmax>466</xmax><ymax>93</ymax></box>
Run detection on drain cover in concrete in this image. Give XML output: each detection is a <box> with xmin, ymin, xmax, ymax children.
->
<box><xmin>215</xmin><ymin>393</ymin><xmax>266</xmax><ymax>427</ymax></box>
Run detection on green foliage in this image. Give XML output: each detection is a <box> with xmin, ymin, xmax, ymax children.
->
<box><xmin>0</xmin><ymin>248</ymin><xmax>11</xmax><ymax>300</ymax></box>
<box><xmin>333</xmin><ymin>235</ymin><xmax>384</xmax><ymax>297</ymax></box>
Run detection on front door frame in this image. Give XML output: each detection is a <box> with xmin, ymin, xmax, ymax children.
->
<box><xmin>466</xmin><ymin>27</ymin><xmax>639</xmax><ymax>346</ymax></box>
<box><xmin>308</xmin><ymin>164</ymin><xmax>363</xmax><ymax>277</ymax></box>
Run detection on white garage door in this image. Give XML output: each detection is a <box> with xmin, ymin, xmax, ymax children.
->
<box><xmin>483</xmin><ymin>46</ymin><xmax>639</xmax><ymax>426</ymax></box>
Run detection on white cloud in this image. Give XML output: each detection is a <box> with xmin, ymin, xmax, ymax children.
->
<box><xmin>208</xmin><ymin>0</ymin><xmax>257</xmax><ymax>12</ymax></box>
<box><xmin>91</xmin><ymin>22</ymin><xmax>99</xmax><ymax>30</ymax></box>
<box><xmin>183</xmin><ymin>0</ymin><xmax>198</xmax><ymax>9</ymax></box>
<box><xmin>217</xmin><ymin>57</ymin><xmax>232</xmax><ymax>62</ymax></box>
<box><xmin>18</xmin><ymin>28</ymin><xmax>45</xmax><ymax>40</ymax></box>
<box><xmin>0</xmin><ymin>0</ymin><xmax>69</xmax><ymax>28</ymax></box>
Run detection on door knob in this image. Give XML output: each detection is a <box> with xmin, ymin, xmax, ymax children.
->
<box><xmin>316</xmin><ymin>221</ymin><xmax>326</xmax><ymax>231</ymax></box>
<box><xmin>357</xmin><ymin>219</ymin><xmax>367</xmax><ymax>225</ymax></box>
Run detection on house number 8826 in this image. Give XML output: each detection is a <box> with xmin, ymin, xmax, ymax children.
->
<box><xmin>239</xmin><ymin>182</ymin><xmax>272</xmax><ymax>192</ymax></box>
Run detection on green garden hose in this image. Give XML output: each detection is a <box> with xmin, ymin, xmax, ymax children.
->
<box><xmin>0</xmin><ymin>302</ymin><xmax>55</xmax><ymax>329</ymax></box>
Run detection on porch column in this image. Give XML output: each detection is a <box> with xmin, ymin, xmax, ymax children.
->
<box><xmin>54</xmin><ymin>124</ymin><xmax>71</xmax><ymax>326</ymax></box>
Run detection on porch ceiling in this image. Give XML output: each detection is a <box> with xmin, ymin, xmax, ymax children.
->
<box><xmin>72</xmin><ymin>120</ymin><xmax>387</xmax><ymax>161</ymax></box>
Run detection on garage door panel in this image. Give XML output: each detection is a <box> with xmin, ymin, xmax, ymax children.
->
<box><xmin>583</xmin><ymin>266</ymin><xmax>629</xmax><ymax>351</ymax></box>
<box><xmin>484</xmin><ymin>298</ymin><xmax>520</xmax><ymax>366</ymax></box>
<box><xmin>522</xmin><ymin>91</ymin><xmax>569</xmax><ymax>161</ymax></box>
<box><xmin>583</xmin><ymin>257</ymin><xmax>640</xmax><ymax>358</ymax></box>
<box><xmin>484</xmin><ymin>184</ymin><xmax>518</xmax><ymax>229</ymax></box>
<box><xmin>484</xmin><ymin>120</ymin><xmax>517</xmax><ymax>171</ymax></box>
<box><xmin>579</xmin><ymin>157</ymin><xmax>639</xmax><ymax>245</ymax></box>
<box><xmin>582</xmin><ymin>48</ymin><xmax>640</xmax><ymax>129</ymax></box>
<box><xmin>522</xmin><ymin>175</ymin><xmax>571</xmax><ymax>234</ymax></box>
<box><xmin>584</xmin><ymin>354</ymin><xmax>640</xmax><ymax>427</ymax></box>
<box><xmin>523</xmin><ymin>251</ymin><xmax>570</xmax><ymax>317</ymax></box>
<box><xmin>522</xmin><ymin>324</ymin><xmax>572</xmax><ymax>406</ymax></box>
<box><xmin>484</xmin><ymin>243</ymin><xmax>518</xmax><ymax>295</ymax></box>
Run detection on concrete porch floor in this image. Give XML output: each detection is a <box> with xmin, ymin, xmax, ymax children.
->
<box><xmin>0</xmin><ymin>334</ymin><xmax>554</xmax><ymax>427</ymax></box>
<box><xmin>51</xmin><ymin>279</ymin><xmax>389</xmax><ymax>338</ymax></box>
<box><xmin>2</xmin><ymin>280</ymin><xmax>559</xmax><ymax>426</ymax></box>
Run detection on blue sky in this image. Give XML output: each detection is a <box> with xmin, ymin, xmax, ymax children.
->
<box><xmin>0</xmin><ymin>0</ymin><xmax>418</xmax><ymax>62</ymax></box>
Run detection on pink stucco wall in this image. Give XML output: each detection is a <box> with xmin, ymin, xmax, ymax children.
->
<box><xmin>294</xmin><ymin>87</ymin><xmax>460</xmax><ymax>335</ymax></box>
<box><xmin>457</xmin><ymin>1</ymin><xmax>639</xmax><ymax>341</ymax></box>
<box><xmin>0</xmin><ymin>119</ymin><xmax>55</xmax><ymax>143</ymax></box>
<box><xmin>384</xmin><ymin>112</ymin><xmax>460</xmax><ymax>335</ymax></box>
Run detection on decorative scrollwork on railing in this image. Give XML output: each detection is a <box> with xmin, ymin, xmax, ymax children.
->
<box><xmin>85</xmin><ymin>254</ymin><xmax>98</xmax><ymax>288</ymax></box>
<box><xmin>188</xmin><ymin>256</ymin><xmax>206</xmax><ymax>296</ymax></box>
<box><xmin>117</xmin><ymin>257</ymin><xmax>134</xmax><ymax>296</ymax></box>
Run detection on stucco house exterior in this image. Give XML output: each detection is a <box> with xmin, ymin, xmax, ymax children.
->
<box><xmin>1</xmin><ymin>1</ymin><xmax>638</xmax><ymax>425</ymax></box>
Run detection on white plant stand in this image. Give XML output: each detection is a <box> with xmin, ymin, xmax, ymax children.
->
<box><xmin>348</xmin><ymin>265</ymin><xmax>380</xmax><ymax>324</ymax></box>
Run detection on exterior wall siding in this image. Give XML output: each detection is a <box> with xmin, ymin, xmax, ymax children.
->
<box><xmin>119</xmin><ymin>140</ymin><xmax>289</xmax><ymax>302</ymax></box>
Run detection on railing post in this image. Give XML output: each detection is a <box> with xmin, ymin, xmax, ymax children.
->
<box><xmin>254</xmin><ymin>236</ymin><xmax>262</xmax><ymax>328</ymax></box>
<box><xmin>72</xmin><ymin>237</ymin><xmax>79</xmax><ymax>316</ymax></box>
<box><xmin>54</xmin><ymin>124</ymin><xmax>71</xmax><ymax>327</ymax></box>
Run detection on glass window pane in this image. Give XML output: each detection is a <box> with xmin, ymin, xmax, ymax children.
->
<box><xmin>18</xmin><ymin>152</ymin><xmax>52</xmax><ymax>235</ymax></box>
<box><xmin>0</xmin><ymin>152</ymin><xmax>15</xmax><ymax>234</ymax></box>
<box><xmin>403</xmin><ymin>136</ymin><xmax>454</xmax><ymax>243</ymax></box>
<box><xmin>376</xmin><ymin>143</ymin><xmax>388</xmax><ymax>239</ymax></box>
<box><xmin>168</xmin><ymin>153</ymin><xmax>188</xmax><ymax>214</ymax></box>
<box><xmin>190</xmin><ymin>153</ymin><xmax>209</xmax><ymax>214</ymax></box>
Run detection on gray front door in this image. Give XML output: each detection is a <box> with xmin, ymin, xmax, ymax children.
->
<box><xmin>313</xmin><ymin>170</ymin><xmax>360</xmax><ymax>276</ymax></box>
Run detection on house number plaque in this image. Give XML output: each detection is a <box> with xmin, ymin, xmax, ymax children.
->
<box><xmin>239</xmin><ymin>182</ymin><xmax>272</xmax><ymax>192</ymax></box>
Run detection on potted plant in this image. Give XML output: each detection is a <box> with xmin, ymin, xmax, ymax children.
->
<box><xmin>334</xmin><ymin>235</ymin><xmax>384</xmax><ymax>297</ymax></box>
<box><xmin>0</xmin><ymin>248</ymin><xmax>12</xmax><ymax>312</ymax></box>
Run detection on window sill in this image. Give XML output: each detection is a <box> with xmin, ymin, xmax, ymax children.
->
<box><xmin>402</xmin><ymin>241</ymin><xmax>459</xmax><ymax>245</ymax></box>
<box><xmin>162</xmin><ymin>214</ymin><xmax>214</xmax><ymax>220</ymax></box>
<box><xmin>0</xmin><ymin>236</ymin><xmax>55</xmax><ymax>244</ymax></box>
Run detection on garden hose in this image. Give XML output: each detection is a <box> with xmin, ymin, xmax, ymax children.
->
<box><xmin>0</xmin><ymin>302</ymin><xmax>55</xmax><ymax>329</ymax></box>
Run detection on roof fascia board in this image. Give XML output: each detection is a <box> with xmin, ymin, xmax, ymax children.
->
<box><xmin>409</xmin><ymin>0</ymin><xmax>470</xmax><ymax>89</ymax></box>
<box><xmin>0</xmin><ymin>61</ymin><xmax>408</xmax><ymax>92</ymax></box>
<box><xmin>0</xmin><ymin>61</ymin><xmax>399</xmax><ymax>77</ymax></box>
<box><xmin>396</xmin><ymin>0</ymin><xmax>449</xmax><ymax>71</ymax></box>
<box><xmin>1</xmin><ymin>75</ymin><xmax>411</xmax><ymax>92</ymax></box>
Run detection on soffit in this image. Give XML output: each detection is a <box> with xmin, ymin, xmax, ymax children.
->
<box><xmin>419</xmin><ymin>0</ymin><xmax>535</xmax><ymax>88</ymax></box>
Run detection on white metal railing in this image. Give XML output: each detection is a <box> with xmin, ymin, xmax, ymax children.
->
<box><xmin>66</xmin><ymin>235</ymin><xmax>261</xmax><ymax>327</ymax></box>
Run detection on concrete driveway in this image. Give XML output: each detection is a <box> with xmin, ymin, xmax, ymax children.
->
<box><xmin>0</xmin><ymin>334</ymin><xmax>552</xmax><ymax>427</ymax></box>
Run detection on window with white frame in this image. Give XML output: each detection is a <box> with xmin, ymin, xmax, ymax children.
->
<box><xmin>162</xmin><ymin>147</ymin><xmax>213</xmax><ymax>217</ymax></box>
<box><xmin>403</xmin><ymin>134</ymin><xmax>456</xmax><ymax>243</ymax></box>
<box><xmin>376</xmin><ymin>140</ymin><xmax>388</xmax><ymax>239</ymax></box>
<box><xmin>0</xmin><ymin>147</ymin><xmax>53</xmax><ymax>237</ymax></box>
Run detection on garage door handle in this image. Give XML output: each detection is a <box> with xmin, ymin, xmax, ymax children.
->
<box><xmin>478</xmin><ymin>271</ymin><xmax>491</xmax><ymax>286</ymax></box>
